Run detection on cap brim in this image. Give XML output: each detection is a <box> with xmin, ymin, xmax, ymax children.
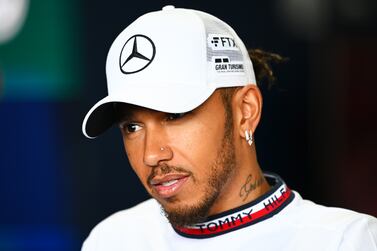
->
<box><xmin>82</xmin><ymin>84</ymin><xmax>215</xmax><ymax>139</ymax></box>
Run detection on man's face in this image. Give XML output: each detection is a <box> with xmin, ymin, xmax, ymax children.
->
<box><xmin>118</xmin><ymin>90</ymin><xmax>236</xmax><ymax>226</ymax></box>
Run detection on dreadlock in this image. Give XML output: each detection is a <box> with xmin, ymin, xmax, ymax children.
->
<box><xmin>248</xmin><ymin>48</ymin><xmax>288</xmax><ymax>89</ymax></box>
<box><xmin>219</xmin><ymin>48</ymin><xmax>287</xmax><ymax>124</ymax></box>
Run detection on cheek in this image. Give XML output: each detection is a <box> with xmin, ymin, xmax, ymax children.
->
<box><xmin>123</xmin><ymin>137</ymin><xmax>149</xmax><ymax>185</ymax></box>
<box><xmin>168</xmin><ymin>119</ymin><xmax>224</xmax><ymax>173</ymax></box>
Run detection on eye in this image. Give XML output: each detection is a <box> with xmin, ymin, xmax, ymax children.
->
<box><xmin>120</xmin><ymin>122</ymin><xmax>142</xmax><ymax>133</ymax></box>
<box><xmin>166</xmin><ymin>112</ymin><xmax>188</xmax><ymax>121</ymax></box>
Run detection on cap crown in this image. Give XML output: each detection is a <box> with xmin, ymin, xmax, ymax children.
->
<box><xmin>106</xmin><ymin>7</ymin><xmax>255</xmax><ymax>99</ymax></box>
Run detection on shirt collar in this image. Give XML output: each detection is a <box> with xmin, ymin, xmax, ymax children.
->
<box><xmin>173</xmin><ymin>172</ymin><xmax>295</xmax><ymax>239</ymax></box>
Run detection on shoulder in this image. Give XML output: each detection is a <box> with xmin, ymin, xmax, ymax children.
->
<box><xmin>81</xmin><ymin>199</ymin><xmax>170</xmax><ymax>251</ymax></box>
<box><xmin>283</xmin><ymin>192</ymin><xmax>377</xmax><ymax>250</ymax></box>
<box><xmin>289</xmin><ymin>192</ymin><xmax>376</xmax><ymax>228</ymax></box>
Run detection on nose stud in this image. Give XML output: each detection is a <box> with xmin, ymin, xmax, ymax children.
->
<box><xmin>160</xmin><ymin>147</ymin><xmax>164</xmax><ymax>151</ymax></box>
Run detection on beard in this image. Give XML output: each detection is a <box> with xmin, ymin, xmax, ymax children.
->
<box><xmin>154</xmin><ymin>118</ymin><xmax>236</xmax><ymax>227</ymax></box>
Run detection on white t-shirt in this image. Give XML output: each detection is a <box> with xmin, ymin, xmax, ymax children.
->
<box><xmin>82</xmin><ymin>173</ymin><xmax>377</xmax><ymax>251</ymax></box>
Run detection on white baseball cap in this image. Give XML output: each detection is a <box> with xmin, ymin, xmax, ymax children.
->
<box><xmin>82</xmin><ymin>5</ymin><xmax>256</xmax><ymax>138</ymax></box>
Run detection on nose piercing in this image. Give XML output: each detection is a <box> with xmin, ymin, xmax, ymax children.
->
<box><xmin>160</xmin><ymin>147</ymin><xmax>164</xmax><ymax>151</ymax></box>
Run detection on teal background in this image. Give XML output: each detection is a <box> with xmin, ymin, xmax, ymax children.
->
<box><xmin>0</xmin><ymin>0</ymin><xmax>81</xmax><ymax>100</ymax></box>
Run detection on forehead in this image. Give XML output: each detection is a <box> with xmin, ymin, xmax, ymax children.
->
<box><xmin>115</xmin><ymin>90</ymin><xmax>224</xmax><ymax>120</ymax></box>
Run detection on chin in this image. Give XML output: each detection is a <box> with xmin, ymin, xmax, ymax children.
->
<box><xmin>158</xmin><ymin>195</ymin><xmax>193</xmax><ymax>210</ymax></box>
<box><xmin>158</xmin><ymin>193</ymin><xmax>218</xmax><ymax>227</ymax></box>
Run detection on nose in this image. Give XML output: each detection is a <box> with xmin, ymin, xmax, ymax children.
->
<box><xmin>143</xmin><ymin>127</ymin><xmax>173</xmax><ymax>167</ymax></box>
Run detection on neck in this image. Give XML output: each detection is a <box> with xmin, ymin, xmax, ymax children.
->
<box><xmin>207</xmin><ymin>144</ymin><xmax>270</xmax><ymax>216</ymax></box>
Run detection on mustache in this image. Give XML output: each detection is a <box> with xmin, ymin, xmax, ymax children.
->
<box><xmin>147</xmin><ymin>164</ymin><xmax>193</xmax><ymax>184</ymax></box>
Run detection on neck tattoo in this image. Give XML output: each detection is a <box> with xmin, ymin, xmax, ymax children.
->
<box><xmin>239</xmin><ymin>174</ymin><xmax>265</xmax><ymax>201</ymax></box>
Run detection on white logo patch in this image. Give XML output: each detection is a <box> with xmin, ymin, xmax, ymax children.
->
<box><xmin>208</xmin><ymin>34</ymin><xmax>238</xmax><ymax>51</ymax></box>
<box><xmin>213</xmin><ymin>57</ymin><xmax>244</xmax><ymax>73</ymax></box>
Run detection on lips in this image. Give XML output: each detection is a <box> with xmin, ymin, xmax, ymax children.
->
<box><xmin>149</xmin><ymin>174</ymin><xmax>190</xmax><ymax>199</ymax></box>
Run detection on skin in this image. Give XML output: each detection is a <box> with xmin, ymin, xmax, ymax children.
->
<box><xmin>118</xmin><ymin>85</ymin><xmax>270</xmax><ymax>225</ymax></box>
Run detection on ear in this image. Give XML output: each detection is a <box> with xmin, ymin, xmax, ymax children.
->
<box><xmin>233</xmin><ymin>85</ymin><xmax>263</xmax><ymax>140</ymax></box>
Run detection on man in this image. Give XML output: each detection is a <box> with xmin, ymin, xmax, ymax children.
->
<box><xmin>81</xmin><ymin>6</ymin><xmax>377</xmax><ymax>250</ymax></box>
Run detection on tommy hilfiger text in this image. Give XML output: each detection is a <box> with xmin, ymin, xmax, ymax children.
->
<box><xmin>174</xmin><ymin>177</ymin><xmax>294</xmax><ymax>238</ymax></box>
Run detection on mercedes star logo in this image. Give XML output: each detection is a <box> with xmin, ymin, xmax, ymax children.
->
<box><xmin>119</xmin><ymin>34</ymin><xmax>156</xmax><ymax>74</ymax></box>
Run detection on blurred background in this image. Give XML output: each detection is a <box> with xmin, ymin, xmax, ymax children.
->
<box><xmin>0</xmin><ymin>0</ymin><xmax>376</xmax><ymax>250</ymax></box>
